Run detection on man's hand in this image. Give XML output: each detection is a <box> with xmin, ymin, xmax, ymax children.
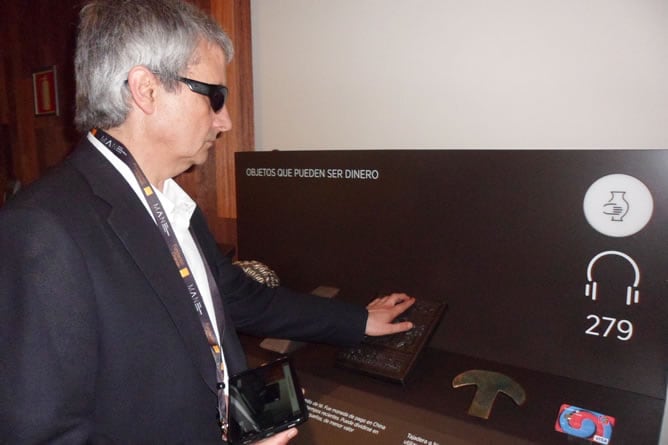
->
<box><xmin>253</xmin><ymin>427</ymin><xmax>298</xmax><ymax>444</ymax></box>
<box><xmin>365</xmin><ymin>293</ymin><xmax>416</xmax><ymax>336</ymax></box>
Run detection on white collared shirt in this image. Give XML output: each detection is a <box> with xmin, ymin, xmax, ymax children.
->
<box><xmin>88</xmin><ymin>132</ymin><xmax>227</xmax><ymax>386</ymax></box>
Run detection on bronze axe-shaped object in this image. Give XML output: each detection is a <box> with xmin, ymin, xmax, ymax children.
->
<box><xmin>452</xmin><ymin>369</ymin><xmax>526</xmax><ymax>419</ymax></box>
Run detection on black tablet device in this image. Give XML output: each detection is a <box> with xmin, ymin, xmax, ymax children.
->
<box><xmin>228</xmin><ymin>356</ymin><xmax>309</xmax><ymax>445</ymax></box>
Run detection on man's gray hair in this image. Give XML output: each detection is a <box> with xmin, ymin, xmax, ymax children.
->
<box><xmin>74</xmin><ymin>0</ymin><xmax>234</xmax><ymax>132</ymax></box>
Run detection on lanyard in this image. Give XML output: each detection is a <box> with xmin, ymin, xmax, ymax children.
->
<box><xmin>91</xmin><ymin>129</ymin><xmax>229</xmax><ymax>437</ymax></box>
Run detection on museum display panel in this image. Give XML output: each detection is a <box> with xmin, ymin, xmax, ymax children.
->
<box><xmin>235</xmin><ymin>149</ymin><xmax>667</xmax><ymax>444</ymax></box>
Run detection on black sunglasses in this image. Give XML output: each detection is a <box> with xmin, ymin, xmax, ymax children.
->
<box><xmin>178</xmin><ymin>76</ymin><xmax>228</xmax><ymax>113</ymax></box>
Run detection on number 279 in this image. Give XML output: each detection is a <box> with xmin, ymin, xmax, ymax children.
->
<box><xmin>585</xmin><ymin>315</ymin><xmax>633</xmax><ymax>341</ymax></box>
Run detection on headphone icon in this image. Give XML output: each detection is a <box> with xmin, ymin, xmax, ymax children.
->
<box><xmin>585</xmin><ymin>250</ymin><xmax>640</xmax><ymax>306</ymax></box>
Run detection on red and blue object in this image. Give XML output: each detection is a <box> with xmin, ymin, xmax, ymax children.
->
<box><xmin>555</xmin><ymin>404</ymin><xmax>615</xmax><ymax>444</ymax></box>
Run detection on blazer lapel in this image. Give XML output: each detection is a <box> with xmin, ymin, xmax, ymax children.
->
<box><xmin>70</xmin><ymin>140</ymin><xmax>219</xmax><ymax>392</ymax></box>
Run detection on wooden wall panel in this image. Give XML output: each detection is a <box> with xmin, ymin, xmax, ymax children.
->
<box><xmin>0</xmin><ymin>0</ymin><xmax>81</xmax><ymax>185</ymax></box>
<box><xmin>177</xmin><ymin>0</ymin><xmax>254</xmax><ymax>249</ymax></box>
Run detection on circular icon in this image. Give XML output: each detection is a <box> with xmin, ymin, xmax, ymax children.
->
<box><xmin>583</xmin><ymin>174</ymin><xmax>653</xmax><ymax>237</ymax></box>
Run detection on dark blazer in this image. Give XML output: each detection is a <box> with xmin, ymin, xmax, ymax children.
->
<box><xmin>0</xmin><ymin>138</ymin><xmax>367</xmax><ymax>444</ymax></box>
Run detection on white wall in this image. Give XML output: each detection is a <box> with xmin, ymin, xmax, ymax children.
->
<box><xmin>250</xmin><ymin>0</ymin><xmax>668</xmax><ymax>150</ymax></box>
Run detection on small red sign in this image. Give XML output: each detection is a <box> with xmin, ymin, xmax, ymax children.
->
<box><xmin>33</xmin><ymin>66</ymin><xmax>59</xmax><ymax>116</ymax></box>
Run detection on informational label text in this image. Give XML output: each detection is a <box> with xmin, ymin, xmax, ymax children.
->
<box><xmin>245</xmin><ymin>167</ymin><xmax>380</xmax><ymax>180</ymax></box>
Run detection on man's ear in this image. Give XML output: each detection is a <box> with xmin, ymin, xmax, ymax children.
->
<box><xmin>125</xmin><ymin>66</ymin><xmax>159</xmax><ymax>115</ymax></box>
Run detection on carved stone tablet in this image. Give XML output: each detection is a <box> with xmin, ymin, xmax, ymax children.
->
<box><xmin>336</xmin><ymin>299</ymin><xmax>447</xmax><ymax>383</ymax></box>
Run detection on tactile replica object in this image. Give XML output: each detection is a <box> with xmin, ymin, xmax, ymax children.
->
<box><xmin>452</xmin><ymin>370</ymin><xmax>526</xmax><ymax>419</ymax></box>
<box><xmin>337</xmin><ymin>298</ymin><xmax>447</xmax><ymax>383</ymax></box>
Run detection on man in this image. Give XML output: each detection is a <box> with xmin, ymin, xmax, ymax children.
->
<box><xmin>0</xmin><ymin>1</ymin><xmax>414</xmax><ymax>444</ymax></box>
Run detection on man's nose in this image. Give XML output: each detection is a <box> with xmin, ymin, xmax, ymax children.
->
<box><xmin>214</xmin><ymin>105</ymin><xmax>233</xmax><ymax>133</ymax></box>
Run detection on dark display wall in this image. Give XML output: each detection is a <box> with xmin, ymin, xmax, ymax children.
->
<box><xmin>235</xmin><ymin>149</ymin><xmax>667</xmax><ymax>443</ymax></box>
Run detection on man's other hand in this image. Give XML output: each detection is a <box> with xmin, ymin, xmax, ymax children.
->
<box><xmin>253</xmin><ymin>427</ymin><xmax>298</xmax><ymax>445</ymax></box>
